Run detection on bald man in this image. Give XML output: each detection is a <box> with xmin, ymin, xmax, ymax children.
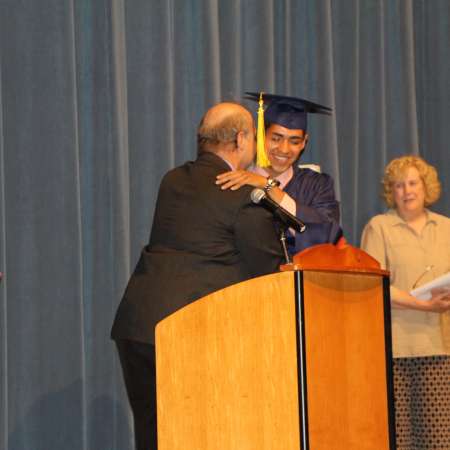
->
<box><xmin>111</xmin><ymin>102</ymin><xmax>284</xmax><ymax>450</ymax></box>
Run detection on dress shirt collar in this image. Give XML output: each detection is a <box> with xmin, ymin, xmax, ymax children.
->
<box><xmin>219</xmin><ymin>156</ymin><xmax>236</xmax><ymax>171</ymax></box>
<box><xmin>387</xmin><ymin>208</ymin><xmax>438</xmax><ymax>226</ymax></box>
<box><xmin>197</xmin><ymin>151</ymin><xmax>235</xmax><ymax>171</ymax></box>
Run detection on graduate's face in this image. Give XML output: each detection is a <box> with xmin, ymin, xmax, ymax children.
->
<box><xmin>393</xmin><ymin>166</ymin><xmax>426</xmax><ymax>217</ymax></box>
<box><xmin>265</xmin><ymin>124</ymin><xmax>307</xmax><ymax>175</ymax></box>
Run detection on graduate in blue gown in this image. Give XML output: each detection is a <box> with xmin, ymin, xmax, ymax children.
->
<box><xmin>216</xmin><ymin>92</ymin><xmax>343</xmax><ymax>255</ymax></box>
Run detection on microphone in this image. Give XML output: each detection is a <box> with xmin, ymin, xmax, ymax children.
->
<box><xmin>251</xmin><ymin>188</ymin><xmax>306</xmax><ymax>233</ymax></box>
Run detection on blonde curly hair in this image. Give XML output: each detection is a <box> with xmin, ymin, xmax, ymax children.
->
<box><xmin>382</xmin><ymin>155</ymin><xmax>441</xmax><ymax>208</ymax></box>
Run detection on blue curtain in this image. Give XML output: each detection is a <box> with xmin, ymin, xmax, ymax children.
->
<box><xmin>0</xmin><ymin>1</ymin><xmax>448</xmax><ymax>448</ymax></box>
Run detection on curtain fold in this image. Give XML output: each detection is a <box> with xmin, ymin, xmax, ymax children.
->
<box><xmin>0</xmin><ymin>1</ymin><xmax>448</xmax><ymax>448</ymax></box>
<box><xmin>0</xmin><ymin>42</ymin><xmax>8</xmax><ymax>450</ymax></box>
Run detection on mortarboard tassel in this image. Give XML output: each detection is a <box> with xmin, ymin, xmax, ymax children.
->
<box><xmin>256</xmin><ymin>93</ymin><xmax>271</xmax><ymax>168</ymax></box>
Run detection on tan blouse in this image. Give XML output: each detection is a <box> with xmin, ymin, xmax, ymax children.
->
<box><xmin>361</xmin><ymin>209</ymin><xmax>450</xmax><ymax>358</ymax></box>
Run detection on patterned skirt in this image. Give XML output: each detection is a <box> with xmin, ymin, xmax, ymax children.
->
<box><xmin>393</xmin><ymin>355</ymin><xmax>450</xmax><ymax>449</ymax></box>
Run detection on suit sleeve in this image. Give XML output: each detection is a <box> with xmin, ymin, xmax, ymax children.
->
<box><xmin>234</xmin><ymin>203</ymin><xmax>284</xmax><ymax>277</ymax></box>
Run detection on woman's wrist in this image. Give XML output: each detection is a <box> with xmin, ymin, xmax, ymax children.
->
<box><xmin>390</xmin><ymin>287</ymin><xmax>428</xmax><ymax>311</ymax></box>
<box><xmin>409</xmin><ymin>297</ymin><xmax>431</xmax><ymax>311</ymax></box>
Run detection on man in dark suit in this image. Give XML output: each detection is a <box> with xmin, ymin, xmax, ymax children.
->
<box><xmin>111</xmin><ymin>102</ymin><xmax>284</xmax><ymax>450</ymax></box>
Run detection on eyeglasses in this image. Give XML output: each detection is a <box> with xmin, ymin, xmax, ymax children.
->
<box><xmin>412</xmin><ymin>265</ymin><xmax>434</xmax><ymax>289</ymax></box>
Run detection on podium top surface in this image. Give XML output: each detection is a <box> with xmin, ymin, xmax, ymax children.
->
<box><xmin>281</xmin><ymin>244</ymin><xmax>389</xmax><ymax>276</ymax></box>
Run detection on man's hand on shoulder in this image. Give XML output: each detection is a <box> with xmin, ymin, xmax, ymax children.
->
<box><xmin>216</xmin><ymin>170</ymin><xmax>266</xmax><ymax>191</ymax></box>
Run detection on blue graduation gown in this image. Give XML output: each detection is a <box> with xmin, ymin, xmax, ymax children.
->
<box><xmin>284</xmin><ymin>167</ymin><xmax>342</xmax><ymax>255</ymax></box>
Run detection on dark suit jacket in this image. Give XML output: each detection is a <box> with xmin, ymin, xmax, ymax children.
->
<box><xmin>111</xmin><ymin>152</ymin><xmax>284</xmax><ymax>344</ymax></box>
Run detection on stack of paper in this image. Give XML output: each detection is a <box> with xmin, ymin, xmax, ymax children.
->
<box><xmin>410</xmin><ymin>272</ymin><xmax>450</xmax><ymax>300</ymax></box>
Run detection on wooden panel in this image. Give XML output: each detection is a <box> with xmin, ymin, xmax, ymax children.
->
<box><xmin>156</xmin><ymin>271</ymin><xmax>301</xmax><ymax>450</ymax></box>
<box><xmin>303</xmin><ymin>271</ymin><xmax>390</xmax><ymax>449</ymax></box>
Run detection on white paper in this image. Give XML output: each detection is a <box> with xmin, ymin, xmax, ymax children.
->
<box><xmin>410</xmin><ymin>272</ymin><xmax>450</xmax><ymax>300</ymax></box>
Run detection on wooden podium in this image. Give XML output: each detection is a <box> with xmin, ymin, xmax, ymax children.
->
<box><xmin>155</xmin><ymin>244</ymin><xmax>396</xmax><ymax>449</ymax></box>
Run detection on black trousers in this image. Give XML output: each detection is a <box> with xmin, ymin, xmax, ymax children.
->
<box><xmin>115</xmin><ymin>339</ymin><xmax>157</xmax><ymax>450</ymax></box>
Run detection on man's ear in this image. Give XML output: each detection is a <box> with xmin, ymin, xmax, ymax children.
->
<box><xmin>235</xmin><ymin>130</ymin><xmax>245</xmax><ymax>150</ymax></box>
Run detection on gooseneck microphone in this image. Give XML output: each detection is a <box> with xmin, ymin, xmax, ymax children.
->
<box><xmin>250</xmin><ymin>188</ymin><xmax>306</xmax><ymax>233</ymax></box>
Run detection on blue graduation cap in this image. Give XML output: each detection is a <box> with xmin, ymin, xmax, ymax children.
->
<box><xmin>245</xmin><ymin>92</ymin><xmax>332</xmax><ymax>131</ymax></box>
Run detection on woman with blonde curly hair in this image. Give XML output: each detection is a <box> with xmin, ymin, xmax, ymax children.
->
<box><xmin>361</xmin><ymin>155</ymin><xmax>450</xmax><ymax>449</ymax></box>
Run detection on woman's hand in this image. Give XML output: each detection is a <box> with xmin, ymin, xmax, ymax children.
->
<box><xmin>415</xmin><ymin>289</ymin><xmax>450</xmax><ymax>313</ymax></box>
<box><xmin>427</xmin><ymin>288</ymin><xmax>450</xmax><ymax>313</ymax></box>
<box><xmin>216</xmin><ymin>170</ymin><xmax>266</xmax><ymax>191</ymax></box>
<box><xmin>391</xmin><ymin>285</ymin><xmax>450</xmax><ymax>312</ymax></box>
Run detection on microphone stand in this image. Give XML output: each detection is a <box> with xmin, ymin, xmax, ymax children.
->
<box><xmin>279</xmin><ymin>226</ymin><xmax>291</xmax><ymax>264</ymax></box>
